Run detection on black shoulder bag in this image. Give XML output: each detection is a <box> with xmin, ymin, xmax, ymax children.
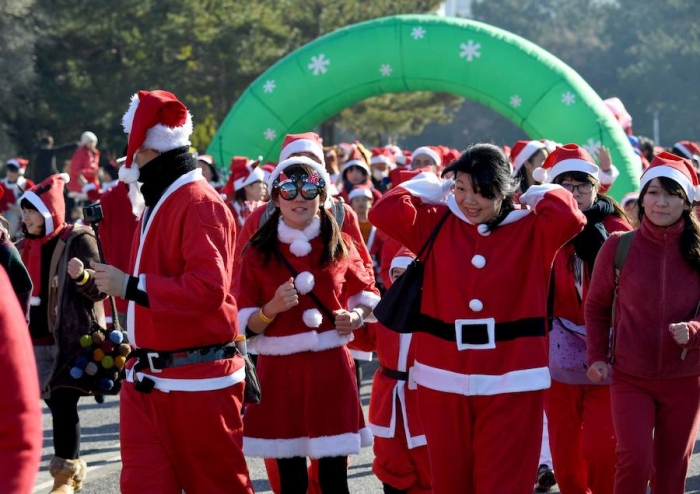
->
<box><xmin>373</xmin><ymin>210</ymin><xmax>451</xmax><ymax>333</ymax></box>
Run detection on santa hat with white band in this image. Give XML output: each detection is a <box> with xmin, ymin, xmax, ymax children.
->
<box><xmin>279</xmin><ymin>132</ymin><xmax>325</xmax><ymax>164</ymax></box>
<box><xmin>510</xmin><ymin>139</ymin><xmax>546</xmax><ymax>176</ymax></box>
<box><xmin>411</xmin><ymin>146</ymin><xmax>442</xmax><ymax>168</ymax></box>
<box><xmin>119</xmin><ymin>90</ymin><xmax>193</xmax><ymax>185</ymax></box>
<box><xmin>532</xmin><ymin>143</ymin><xmax>599</xmax><ymax>183</ymax></box>
<box><xmin>640</xmin><ymin>151</ymin><xmax>700</xmax><ymax>202</ymax></box>
<box><xmin>266</xmin><ymin>156</ymin><xmax>332</xmax><ymax>193</ymax></box>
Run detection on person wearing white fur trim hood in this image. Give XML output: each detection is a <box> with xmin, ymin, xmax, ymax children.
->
<box><xmin>586</xmin><ymin>152</ymin><xmax>700</xmax><ymax>494</ymax></box>
<box><xmin>349</xmin><ymin>247</ymin><xmax>432</xmax><ymax>494</ymax></box>
<box><xmin>368</xmin><ymin>143</ymin><xmax>586</xmax><ymax>494</ymax></box>
<box><xmin>90</xmin><ymin>90</ymin><xmax>254</xmax><ymax>493</ymax></box>
<box><xmin>235</xmin><ymin>155</ymin><xmax>380</xmax><ymax>493</ymax></box>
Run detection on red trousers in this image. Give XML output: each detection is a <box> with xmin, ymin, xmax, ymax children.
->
<box><xmin>546</xmin><ymin>380</ymin><xmax>616</xmax><ymax>494</ymax></box>
<box><xmin>373</xmin><ymin>404</ymin><xmax>431</xmax><ymax>493</ymax></box>
<box><xmin>417</xmin><ymin>385</ymin><xmax>543</xmax><ymax>494</ymax></box>
<box><xmin>120</xmin><ymin>382</ymin><xmax>253</xmax><ymax>494</ymax></box>
<box><xmin>611</xmin><ymin>370</ymin><xmax>700</xmax><ymax>494</ymax></box>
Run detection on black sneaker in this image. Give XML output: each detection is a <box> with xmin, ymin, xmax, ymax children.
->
<box><xmin>535</xmin><ymin>464</ymin><xmax>556</xmax><ymax>492</ymax></box>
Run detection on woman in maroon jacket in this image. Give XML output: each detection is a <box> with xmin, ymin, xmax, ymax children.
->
<box><xmin>586</xmin><ymin>152</ymin><xmax>700</xmax><ymax>494</ymax></box>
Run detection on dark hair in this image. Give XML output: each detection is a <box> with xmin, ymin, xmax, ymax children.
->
<box><xmin>638</xmin><ymin>176</ymin><xmax>700</xmax><ymax>272</ymax></box>
<box><xmin>442</xmin><ymin>143</ymin><xmax>519</xmax><ymax>230</ymax></box>
<box><xmin>553</xmin><ymin>171</ymin><xmax>628</xmax><ymax>220</ymax></box>
<box><xmin>102</xmin><ymin>163</ymin><xmax>119</xmax><ymax>181</ymax></box>
<box><xmin>246</xmin><ymin>164</ymin><xmax>348</xmax><ymax>265</ymax></box>
<box><xmin>234</xmin><ymin>188</ymin><xmax>247</xmax><ymax>203</ymax></box>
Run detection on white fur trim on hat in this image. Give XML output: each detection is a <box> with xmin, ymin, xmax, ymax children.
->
<box><xmin>20</xmin><ymin>190</ymin><xmax>54</xmax><ymax>235</ymax></box>
<box><xmin>341</xmin><ymin>159</ymin><xmax>371</xmax><ymax>176</ymax></box>
<box><xmin>303</xmin><ymin>308</ymin><xmax>323</xmax><ymax>328</ymax></box>
<box><xmin>640</xmin><ymin>165</ymin><xmax>700</xmax><ymax>202</ymax></box>
<box><xmin>234</xmin><ymin>166</ymin><xmax>265</xmax><ymax>191</ymax></box>
<box><xmin>390</xmin><ymin>256</ymin><xmax>414</xmax><ymax>272</ymax></box>
<box><xmin>348</xmin><ymin>187</ymin><xmax>373</xmax><ymax>202</ymax></box>
<box><xmin>674</xmin><ymin>142</ymin><xmax>694</xmax><ymax>160</ymax></box>
<box><xmin>412</xmin><ymin>146</ymin><xmax>441</xmax><ymax>167</ymax></box>
<box><xmin>121</xmin><ymin>92</ymin><xmax>193</xmax><ymax>154</ymax></box>
<box><xmin>512</xmin><ymin>141</ymin><xmax>546</xmax><ymax>174</ymax></box>
<box><xmin>279</xmin><ymin>139</ymin><xmax>325</xmax><ymax>163</ymax></box>
<box><xmin>370</xmin><ymin>155</ymin><xmax>396</xmax><ymax>169</ymax></box>
<box><xmin>266</xmin><ymin>156</ymin><xmax>332</xmax><ymax>195</ymax></box>
<box><xmin>295</xmin><ymin>271</ymin><xmax>315</xmax><ymax>295</ymax></box>
<box><xmin>538</xmin><ymin>158</ymin><xmax>599</xmax><ymax>183</ymax></box>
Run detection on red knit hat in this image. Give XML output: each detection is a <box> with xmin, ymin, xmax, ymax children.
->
<box><xmin>279</xmin><ymin>132</ymin><xmax>324</xmax><ymax>163</ymax></box>
<box><xmin>411</xmin><ymin>146</ymin><xmax>442</xmax><ymax>169</ymax></box>
<box><xmin>532</xmin><ymin>143</ymin><xmax>599</xmax><ymax>183</ymax></box>
<box><xmin>20</xmin><ymin>173</ymin><xmax>69</xmax><ymax>236</ymax></box>
<box><xmin>509</xmin><ymin>140</ymin><xmax>546</xmax><ymax>175</ymax></box>
<box><xmin>120</xmin><ymin>90</ymin><xmax>193</xmax><ymax>184</ymax></box>
<box><xmin>6</xmin><ymin>158</ymin><xmax>29</xmax><ymax>175</ymax></box>
<box><xmin>640</xmin><ymin>151</ymin><xmax>700</xmax><ymax>202</ymax></box>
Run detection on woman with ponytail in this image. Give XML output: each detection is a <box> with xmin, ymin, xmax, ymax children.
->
<box><xmin>586</xmin><ymin>152</ymin><xmax>700</xmax><ymax>494</ymax></box>
<box><xmin>541</xmin><ymin>144</ymin><xmax>632</xmax><ymax>494</ymax></box>
<box><xmin>236</xmin><ymin>157</ymin><xmax>379</xmax><ymax>494</ymax></box>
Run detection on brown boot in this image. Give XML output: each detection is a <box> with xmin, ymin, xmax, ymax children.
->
<box><xmin>49</xmin><ymin>457</ymin><xmax>85</xmax><ymax>493</ymax></box>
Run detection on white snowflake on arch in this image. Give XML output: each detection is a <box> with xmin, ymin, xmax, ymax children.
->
<box><xmin>264</xmin><ymin>128</ymin><xmax>277</xmax><ymax>141</ymax></box>
<box><xmin>510</xmin><ymin>95</ymin><xmax>522</xmax><ymax>108</ymax></box>
<box><xmin>411</xmin><ymin>27</ymin><xmax>426</xmax><ymax>40</ymax></box>
<box><xmin>459</xmin><ymin>40</ymin><xmax>481</xmax><ymax>62</ymax></box>
<box><xmin>561</xmin><ymin>91</ymin><xmax>576</xmax><ymax>106</ymax></box>
<box><xmin>379</xmin><ymin>64</ymin><xmax>392</xmax><ymax>77</ymax></box>
<box><xmin>582</xmin><ymin>138</ymin><xmax>602</xmax><ymax>156</ymax></box>
<box><xmin>263</xmin><ymin>80</ymin><xmax>276</xmax><ymax>94</ymax></box>
<box><xmin>308</xmin><ymin>54</ymin><xmax>330</xmax><ymax>76</ymax></box>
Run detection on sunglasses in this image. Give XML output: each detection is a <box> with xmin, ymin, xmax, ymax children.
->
<box><xmin>278</xmin><ymin>181</ymin><xmax>322</xmax><ymax>201</ymax></box>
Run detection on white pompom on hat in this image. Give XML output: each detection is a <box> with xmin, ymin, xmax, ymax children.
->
<box><xmin>80</xmin><ymin>131</ymin><xmax>98</xmax><ymax>146</ymax></box>
<box><xmin>532</xmin><ymin>143</ymin><xmax>599</xmax><ymax>184</ymax></box>
<box><xmin>640</xmin><ymin>151</ymin><xmax>700</xmax><ymax>202</ymax></box>
<box><xmin>120</xmin><ymin>90</ymin><xmax>193</xmax><ymax>184</ymax></box>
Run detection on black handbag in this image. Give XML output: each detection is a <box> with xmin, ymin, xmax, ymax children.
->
<box><xmin>238</xmin><ymin>349</ymin><xmax>262</xmax><ymax>405</ymax></box>
<box><xmin>373</xmin><ymin>211</ymin><xmax>450</xmax><ymax>333</ymax></box>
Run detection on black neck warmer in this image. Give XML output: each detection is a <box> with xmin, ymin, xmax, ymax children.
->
<box><xmin>571</xmin><ymin>196</ymin><xmax>615</xmax><ymax>274</ymax></box>
<box><xmin>138</xmin><ymin>146</ymin><xmax>196</xmax><ymax>207</ymax></box>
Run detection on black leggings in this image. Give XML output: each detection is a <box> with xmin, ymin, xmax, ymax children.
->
<box><xmin>46</xmin><ymin>388</ymin><xmax>82</xmax><ymax>459</ymax></box>
<box><xmin>277</xmin><ymin>456</ymin><xmax>349</xmax><ymax>494</ymax></box>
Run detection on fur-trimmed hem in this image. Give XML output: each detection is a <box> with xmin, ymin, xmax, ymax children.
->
<box><xmin>244</xmin><ymin>430</ymin><xmax>370</xmax><ymax>459</ymax></box>
<box><xmin>246</xmin><ymin>330</ymin><xmax>353</xmax><ymax>356</ymax></box>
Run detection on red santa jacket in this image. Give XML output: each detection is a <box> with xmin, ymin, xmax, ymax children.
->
<box><xmin>228</xmin><ymin>199</ymin><xmax>264</xmax><ymax>230</ymax></box>
<box><xmin>552</xmin><ymin>214</ymin><xmax>631</xmax><ymax>325</ymax></box>
<box><xmin>126</xmin><ymin>170</ymin><xmax>244</xmax><ymax>390</ymax></box>
<box><xmin>368</xmin><ymin>178</ymin><xmax>585</xmax><ymax>396</ymax></box>
<box><xmin>0</xmin><ymin>176</ymin><xmax>34</xmax><ymax>212</ymax></box>
<box><xmin>68</xmin><ymin>147</ymin><xmax>100</xmax><ymax>194</ymax></box>
<box><xmin>98</xmin><ymin>182</ymin><xmax>138</xmax><ymax>317</ymax></box>
<box><xmin>235</xmin><ymin>218</ymin><xmax>380</xmax><ymax>356</ymax></box>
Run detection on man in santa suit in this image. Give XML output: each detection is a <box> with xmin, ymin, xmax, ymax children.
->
<box><xmin>0</xmin><ymin>158</ymin><xmax>34</xmax><ymax>238</ymax></box>
<box><xmin>91</xmin><ymin>90</ymin><xmax>253</xmax><ymax>493</ymax></box>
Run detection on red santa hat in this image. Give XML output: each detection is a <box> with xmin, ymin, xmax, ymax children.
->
<box><xmin>532</xmin><ymin>143</ymin><xmax>599</xmax><ymax>183</ymax></box>
<box><xmin>672</xmin><ymin>141</ymin><xmax>700</xmax><ymax>162</ymax></box>
<box><xmin>266</xmin><ymin>155</ymin><xmax>332</xmax><ymax>194</ymax></box>
<box><xmin>411</xmin><ymin>146</ymin><xmax>442</xmax><ymax>168</ymax></box>
<box><xmin>370</xmin><ymin>147</ymin><xmax>396</xmax><ymax>169</ymax></box>
<box><xmin>279</xmin><ymin>132</ymin><xmax>324</xmax><ymax>163</ymax></box>
<box><xmin>389</xmin><ymin>247</ymin><xmax>416</xmax><ymax>285</ymax></box>
<box><xmin>441</xmin><ymin>147</ymin><xmax>461</xmax><ymax>169</ymax></box>
<box><xmin>20</xmin><ymin>173</ymin><xmax>70</xmax><ymax>236</ymax></box>
<box><xmin>603</xmin><ymin>97</ymin><xmax>633</xmax><ymax>133</ymax></box>
<box><xmin>197</xmin><ymin>154</ymin><xmax>215</xmax><ymax>166</ymax></box>
<box><xmin>341</xmin><ymin>148</ymin><xmax>371</xmax><ymax>176</ymax></box>
<box><xmin>260</xmin><ymin>162</ymin><xmax>277</xmax><ymax>182</ymax></box>
<box><xmin>510</xmin><ymin>140</ymin><xmax>546</xmax><ymax>175</ymax></box>
<box><xmin>221</xmin><ymin>156</ymin><xmax>264</xmax><ymax>198</ymax></box>
<box><xmin>119</xmin><ymin>90</ymin><xmax>193</xmax><ymax>184</ymax></box>
<box><xmin>348</xmin><ymin>184</ymin><xmax>373</xmax><ymax>202</ymax></box>
<box><xmin>640</xmin><ymin>151</ymin><xmax>700</xmax><ymax>202</ymax></box>
<box><xmin>620</xmin><ymin>192</ymin><xmax>639</xmax><ymax>208</ymax></box>
<box><xmin>6</xmin><ymin>157</ymin><xmax>29</xmax><ymax>175</ymax></box>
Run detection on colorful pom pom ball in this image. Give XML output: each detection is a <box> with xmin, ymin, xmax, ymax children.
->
<box><xmin>118</xmin><ymin>343</ymin><xmax>131</xmax><ymax>356</ymax></box>
<box><xmin>85</xmin><ymin>362</ymin><xmax>99</xmax><ymax>376</ymax></box>
<box><xmin>100</xmin><ymin>341</ymin><xmax>115</xmax><ymax>354</ymax></box>
<box><xmin>114</xmin><ymin>355</ymin><xmax>126</xmax><ymax>370</ymax></box>
<box><xmin>75</xmin><ymin>356</ymin><xmax>88</xmax><ymax>370</ymax></box>
<box><xmin>93</xmin><ymin>348</ymin><xmax>105</xmax><ymax>362</ymax></box>
<box><xmin>80</xmin><ymin>335</ymin><xmax>93</xmax><ymax>348</ymax></box>
<box><xmin>69</xmin><ymin>367</ymin><xmax>83</xmax><ymax>379</ymax></box>
<box><xmin>101</xmin><ymin>355</ymin><xmax>114</xmax><ymax>369</ymax></box>
<box><xmin>98</xmin><ymin>378</ymin><xmax>114</xmax><ymax>391</ymax></box>
<box><xmin>109</xmin><ymin>331</ymin><xmax>124</xmax><ymax>344</ymax></box>
<box><xmin>92</xmin><ymin>331</ymin><xmax>106</xmax><ymax>344</ymax></box>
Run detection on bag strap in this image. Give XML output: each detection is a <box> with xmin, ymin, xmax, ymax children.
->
<box><xmin>614</xmin><ymin>231</ymin><xmax>635</xmax><ymax>282</ymax></box>
<box><xmin>416</xmin><ymin>210</ymin><xmax>451</xmax><ymax>262</ymax></box>
<box><xmin>275</xmin><ymin>251</ymin><xmax>336</xmax><ymax>322</ymax></box>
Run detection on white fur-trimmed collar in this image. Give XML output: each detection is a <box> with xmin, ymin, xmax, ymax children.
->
<box><xmin>447</xmin><ymin>195</ymin><xmax>531</xmax><ymax>234</ymax></box>
<box><xmin>277</xmin><ymin>216</ymin><xmax>321</xmax><ymax>257</ymax></box>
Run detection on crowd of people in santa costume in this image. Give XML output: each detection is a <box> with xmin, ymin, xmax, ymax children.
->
<box><xmin>2</xmin><ymin>89</ymin><xmax>700</xmax><ymax>494</ymax></box>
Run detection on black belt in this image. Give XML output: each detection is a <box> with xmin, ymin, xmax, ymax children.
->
<box><xmin>416</xmin><ymin>314</ymin><xmax>546</xmax><ymax>343</ymax></box>
<box><xmin>379</xmin><ymin>364</ymin><xmax>409</xmax><ymax>381</ymax></box>
<box><xmin>129</xmin><ymin>343</ymin><xmax>237</xmax><ymax>371</ymax></box>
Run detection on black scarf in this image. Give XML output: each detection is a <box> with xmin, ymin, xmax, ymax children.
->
<box><xmin>571</xmin><ymin>196</ymin><xmax>615</xmax><ymax>274</ymax></box>
<box><xmin>138</xmin><ymin>147</ymin><xmax>196</xmax><ymax>207</ymax></box>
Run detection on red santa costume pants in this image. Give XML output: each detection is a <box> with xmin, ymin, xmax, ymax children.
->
<box><xmin>546</xmin><ymin>380</ymin><xmax>616</xmax><ymax>494</ymax></box>
<box><xmin>373</xmin><ymin>404</ymin><xmax>431</xmax><ymax>493</ymax></box>
<box><xmin>610</xmin><ymin>370</ymin><xmax>700</xmax><ymax>494</ymax></box>
<box><xmin>120</xmin><ymin>381</ymin><xmax>253</xmax><ymax>494</ymax></box>
<box><xmin>417</xmin><ymin>385</ymin><xmax>543</xmax><ymax>494</ymax></box>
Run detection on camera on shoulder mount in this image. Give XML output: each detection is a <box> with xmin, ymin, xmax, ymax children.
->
<box><xmin>82</xmin><ymin>203</ymin><xmax>104</xmax><ymax>224</ymax></box>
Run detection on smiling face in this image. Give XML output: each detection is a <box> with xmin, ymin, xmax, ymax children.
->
<box><xmin>22</xmin><ymin>208</ymin><xmax>45</xmax><ymax>236</ymax></box>
<box><xmin>641</xmin><ymin>177</ymin><xmax>687</xmax><ymax>227</ymax></box>
<box><xmin>452</xmin><ymin>171</ymin><xmax>502</xmax><ymax>224</ymax></box>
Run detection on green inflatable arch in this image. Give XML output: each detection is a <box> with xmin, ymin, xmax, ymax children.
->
<box><xmin>208</xmin><ymin>14</ymin><xmax>639</xmax><ymax>197</ymax></box>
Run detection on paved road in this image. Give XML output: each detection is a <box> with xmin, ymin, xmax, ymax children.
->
<box><xmin>32</xmin><ymin>361</ymin><xmax>700</xmax><ymax>493</ymax></box>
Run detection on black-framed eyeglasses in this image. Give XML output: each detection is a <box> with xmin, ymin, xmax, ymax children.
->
<box><xmin>561</xmin><ymin>182</ymin><xmax>593</xmax><ymax>194</ymax></box>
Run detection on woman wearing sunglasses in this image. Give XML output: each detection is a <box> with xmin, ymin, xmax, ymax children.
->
<box><xmin>535</xmin><ymin>144</ymin><xmax>631</xmax><ymax>494</ymax></box>
<box><xmin>368</xmin><ymin>143</ymin><xmax>586</xmax><ymax>494</ymax></box>
<box><xmin>235</xmin><ymin>156</ymin><xmax>380</xmax><ymax>494</ymax></box>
